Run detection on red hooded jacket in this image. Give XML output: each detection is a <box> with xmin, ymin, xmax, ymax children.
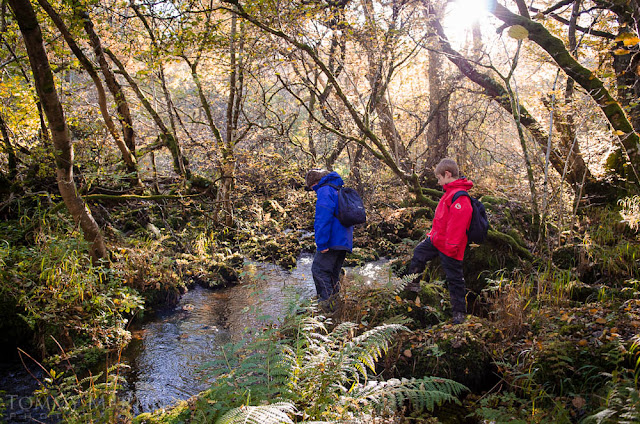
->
<box><xmin>428</xmin><ymin>178</ymin><xmax>474</xmax><ymax>261</ymax></box>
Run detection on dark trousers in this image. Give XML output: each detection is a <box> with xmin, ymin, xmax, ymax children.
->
<box><xmin>408</xmin><ymin>238</ymin><xmax>466</xmax><ymax>314</ymax></box>
<box><xmin>312</xmin><ymin>249</ymin><xmax>347</xmax><ymax>301</ymax></box>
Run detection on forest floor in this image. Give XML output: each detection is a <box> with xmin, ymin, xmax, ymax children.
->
<box><xmin>1</xmin><ymin>172</ymin><xmax>639</xmax><ymax>423</ymax></box>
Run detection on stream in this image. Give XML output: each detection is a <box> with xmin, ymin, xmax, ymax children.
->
<box><xmin>0</xmin><ymin>254</ymin><xmax>391</xmax><ymax>421</ymax></box>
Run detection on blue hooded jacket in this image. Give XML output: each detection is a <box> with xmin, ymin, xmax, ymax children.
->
<box><xmin>312</xmin><ymin>172</ymin><xmax>353</xmax><ymax>252</ymax></box>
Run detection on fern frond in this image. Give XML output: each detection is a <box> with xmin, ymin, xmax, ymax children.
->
<box><xmin>390</xmin><ymin>273</ymin><xmax>418</xmax><ymax>296</ymax></box>
<box><xmin>328</xmin><ymin>322</ymin><xmax>359</xmax><ymax>343</ymax></box>
<box><xmin>217</xmin><ymin>402</ymin><xmax>297</xmax><ymax>424</ymax></box>
<box><xmin>300</xmin><ymin>316</ymin><xmax>329</xmax><ymax>334</ymax></box>
<box><xmin>351</xmin><ymin>324</ymin><xmax>408</xmax><ymax>372</ymax></box>
<box><xmin>350</xmin><ymin>377</ymin><xmax>467</xmax><ymax>413</ymax></box>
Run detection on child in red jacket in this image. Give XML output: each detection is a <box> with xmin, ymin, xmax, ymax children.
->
<box><xmin>407</xmin><ymin>158</ymin><xmax>473</xmax><ymax>324</ymax></box>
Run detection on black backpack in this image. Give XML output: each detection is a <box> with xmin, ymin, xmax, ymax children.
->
<box><xmin>322</xmin><ymin>183</ymin><xmax>367</xmax><ymax>227</ymax></box>
<box><xmin>451</xmin><ymin>191</ymin><xmax>489</xmax><ymax>244</ymax></box>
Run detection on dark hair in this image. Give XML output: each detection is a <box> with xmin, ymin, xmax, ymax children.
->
<box><xmin>305</xmin><ymin>169</ymin><xmax>329</xmax><ymax>190</ymax></box>
<box><xmin>434</xmin><ymin>158</ymin><xmax>459</xmax><ymax>178</ymax></box>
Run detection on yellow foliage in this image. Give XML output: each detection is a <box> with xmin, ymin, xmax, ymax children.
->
<box><xmin>612</xmin><ymin>48</ymin><xmax>631</xmax><ymax>55</ymax></box>
<box><xmin>615</xmin><ymin>33</ymin><xmax>640</xmax><ymax>46</ymax></box>
<box><xmin>508</xmin><ymin>25</ymin><xmax>529</xmax><ymax>40</ymax></box>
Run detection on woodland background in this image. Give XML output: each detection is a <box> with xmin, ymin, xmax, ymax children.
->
<box><xmin>1</xmin><ymin>0</ymin><xmax>640</xmax><ymax>423</ymax></box>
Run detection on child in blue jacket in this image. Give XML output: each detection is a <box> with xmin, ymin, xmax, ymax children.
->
<box><xmin>305</xmin><ymin>169</ymin><xmax>353</xmax><ymax>311</ymax></box>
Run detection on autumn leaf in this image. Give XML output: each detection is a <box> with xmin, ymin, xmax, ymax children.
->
<box><xmin>614</xmin><ymin>130</ymin><xmax>626</xmax><ymax>136</ymax></box>
<box><xmin>572</xmin><ymin>396</ymin><xmax>586</xmax><ymax>409</ymax></box>
<box><xmin>615</xmin><ymin>33</ymin><xmax>640</xmax><ymax>46</ymax></box>
<box><xmin>508</xmin><ymin>25</ymin><xmax>529</xmax><ymax>40</ymax></box>
<box><xmin>613</xmin><ymin>48</ymin><xmax>631</xmax><ymax>55</ymax></box>
<box><xmin>596</xmin><ymin>317</ymin><xmax>607</xmax><ymax>324</ymax></box>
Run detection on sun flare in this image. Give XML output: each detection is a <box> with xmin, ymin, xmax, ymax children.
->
<box><xmin>443</xmin><ymin>0</ymin><xmax>491</xmax><ymax>42</ymax></box>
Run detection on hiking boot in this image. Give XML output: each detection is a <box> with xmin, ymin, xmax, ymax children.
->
<box><xmin>452</xmin><ymin>311</ymin><xmax>465</xmax><ymax>325</ymax></box>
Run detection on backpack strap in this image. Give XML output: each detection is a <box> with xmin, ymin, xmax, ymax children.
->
<box><xmin>319</xmin><ymin>183</ymin><xmax>341</xmax><ymax>191</ymax></box>
<box><xmin>451</xmin><ymin>190</ymin><xmax>470</xmax><ymax>204</ymax></box>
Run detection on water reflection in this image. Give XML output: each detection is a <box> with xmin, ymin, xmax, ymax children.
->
<box><xmin>103</xmin><ymin>254</ymin><xmax>391</xmax><ymax>415</ymax></box>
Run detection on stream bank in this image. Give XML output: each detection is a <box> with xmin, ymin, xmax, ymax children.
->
<box><xmin>0</xmin><ymin>254</ymin><xmax>391</xmax><ymax>421</ymax></box>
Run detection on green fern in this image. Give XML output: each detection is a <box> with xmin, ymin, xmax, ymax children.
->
<box><xmin>217</xmin><ymin>402</ymin><xmax>296</xmax><ymax>424</ymax></box>
<box><xmin>349</xmin><ymin>377</ymin><xmax>467</xmax><ymax>413</ymax></box>
<box><xmin>201</xmin><ymin>303</ymin><xmax>466</xmax><ymax>422</ymax></box>
<box><xmin>389</xmin><ymin>273</ymin><xmax>417</xmax><ymax>297</ymax></box>
<box><xmin>584</xmin><ymin>374</ymin><xmax>640</xmax><ymax>424</ymax></box>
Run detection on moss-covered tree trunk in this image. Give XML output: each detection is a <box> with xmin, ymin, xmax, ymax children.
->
<box><xmin>361</xmin><ymin>0</ymin><xmax>411</xmax><ymax>172</ymax></box>
<box><xmin>127</xmin><ymin>3</ymin><xmax>190</xmax><ymax>179</ymax></box>
<box><xmin>77</xmin><ymin>4</ymin><xmax>139</xmax><ymax>169</ymax></box>
<box><xmin>9</xmin><ymin>0</ymin><xmax>108</xmax><ymax>262</ymax></box>
<box><xmin>491</xmin><ymin>1</ymin><xmax>640</xmax><ymax>185</ymax></box>
<box><xmin>431</xmin><ymin>17</ymin><xmax>594</xmax><ymax>193</ymax></box>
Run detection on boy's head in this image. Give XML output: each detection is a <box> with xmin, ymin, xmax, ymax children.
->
<box><xmin>434</xmin><ymin>158</ymin><xmax>459</xmax><ymax>186</ymax></box>
<box><xmin>305</xmin><ymin>169</ymin><xmax>329</xmax><ymax>191</ymax></box>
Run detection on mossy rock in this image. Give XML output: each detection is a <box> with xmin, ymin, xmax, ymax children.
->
<box><xmin>187</xmin><ymin>174</ymin><xmax>214</xmax><ymax>192</ymax></box>
<box><xmin>393</xmin><ymin>328</ymin><xmax>497</xmax><ymax>393</ymax></box>
<box><xmin>345</xmin><ymin>247</ymin><xmax>379</xmax><ymax>266</ymax></box>
<box><xmin>133</xmin><ymin>398</ymin><xmax>191</xmax><ymax>423</ymax></box>
<box><xmin>528</xmin><ymin>340</ymin><xmax>620</xmax><ymax>395</ymax></box>
<box><xmin>197</xmin><ymin>253</ymin><xmax>245</xmax><ymax>288</ymax></box>
<box><xmin>552</xmin><ymin>244</ymin><xmax>583</xmax><ymax>269</ymax></box>
<box><xmin>242</xmin><ymin>232</ymin><xmax>301</xmax><ymax>269</ymax></box>
<box><xmin>479</xmin><ymin>195</ymin><xmax>509</xmax><ymax>207</ymax></box>
<box><xmin>418</xmin><ymin>282</ymin><xmax>448</xmax><ymax>307</ymax></box>
<box><xmin>564</xmin><ymin>280</ymin><xmax>599</xmax><ymax>302</ymax></box>
<box><xmin>368</xmin><ymin>207</ymin><xmax>431</xmax><ymax>244</ymax></box>
<box><xmin>463</xmin><ymin>240</ymin><xmax>524</xmax><ymax>295</ymax></box>
<box><xmin>482</xmin><ymin>197</ymin><xmax>534</xmax><ymax>244</ymax></box>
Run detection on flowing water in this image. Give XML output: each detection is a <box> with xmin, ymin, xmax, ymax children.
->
<box><xmin>0</xmin><ymin>254</ymin><xmax>391</xmax><ymax>420</ymax></box>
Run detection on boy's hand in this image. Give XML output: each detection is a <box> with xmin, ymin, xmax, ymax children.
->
<box><xmin>321</xmin><ymin>249</ymin><xmax>329</xmax><ymax>253</ymax></box>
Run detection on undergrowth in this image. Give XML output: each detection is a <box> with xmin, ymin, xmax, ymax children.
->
<box><xmin>135</xmin><ymin>297</ymin><xmax>467</xmax><ymax>423</ymax></box>
<box><xmin>0</xmin><ymin>210</ymin><xmax>144</xmax><ymax>360</ymax></box>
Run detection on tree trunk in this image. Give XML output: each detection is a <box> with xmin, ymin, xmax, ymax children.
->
<box><xmin>432</xmin><ymin>17</ymin><xmax>595</xmax><ymax>192</ymax></box>
<box><xmin>106</xmin><ymin>50</ymin><xmax>189</xmax><ymax>178</ymax></box>
<box><xmin>128</xmin><ymin>2</ymin><xmax>189</xmax><ymax>179</ymax></box>
<box><xmin>37</xmin><ymin>0</ymin><xmax>141</xmax><ymax>188</ymax></box>
<box><xmin>361</xmin><ymin>0</ymin><xmax>411</xmax><ymax>172</ymax></box>
<box><xmin>610</xmin><ymin>12</ymin><xmax>640</xmax><ymax>133</ymax></box>
<box><xmin>219</xmin><ymin>14</ymin><xmax>244</xmax><ymax>228</ymax></box>
<box><xmin>76</xmin><ymin>6</ymin><xmax>137</xmax><ymax>155</ymax></box>
<box><xmin>424</xmin><ymin>3</ymin><xmax>451</xmax><ymax>184</ymax></box>
<box><xmin>0</xmin><ymin>111</ymin><xmax>17</xmax><ymax>180</ymax></box>
<box><xmin>9</xmin><ymin>0</ymin><xmax>107</xmax><ymax>262</ymax></box>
